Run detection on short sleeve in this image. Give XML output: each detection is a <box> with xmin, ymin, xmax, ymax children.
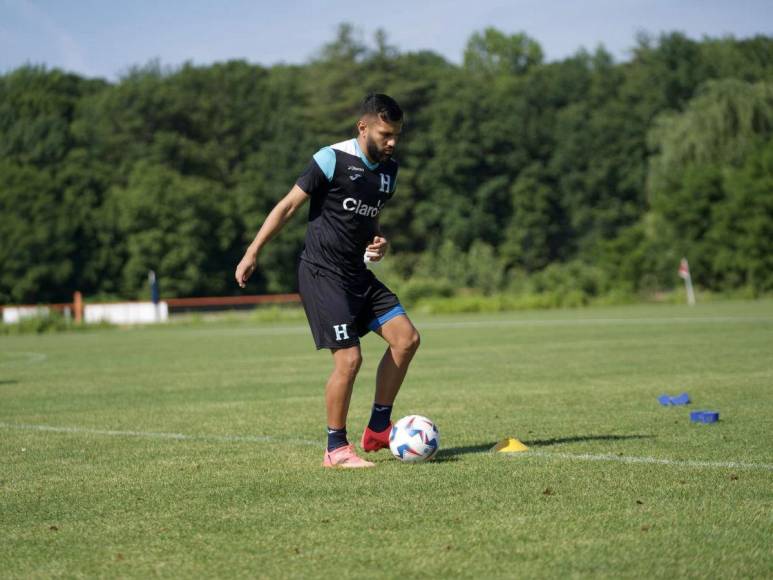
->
<box><xmin>295</xmin><ymin>147</ymin><xmax>335</xmax><ymax>196</ymax></box>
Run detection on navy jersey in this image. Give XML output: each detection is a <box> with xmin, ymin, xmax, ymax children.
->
<box><xmin>295</xmin><ymin>138</ymin><xmax>398</xmax><ymax>283</ymax></box>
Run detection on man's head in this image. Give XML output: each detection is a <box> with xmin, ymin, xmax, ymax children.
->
<box><xmin>357</xmin><ymin>93</ymin><xmax>403</xmax><ymax>163</ymax></box>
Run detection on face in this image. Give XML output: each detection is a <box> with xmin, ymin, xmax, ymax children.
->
<box><xmin>359</xmin><ymin>115</ymin><xmax>402</xmax><ymax>162</ymax></box>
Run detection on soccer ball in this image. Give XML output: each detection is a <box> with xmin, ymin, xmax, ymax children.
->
<box><xmin>389</xmin><ymin>415</ymin><xmax>440</xmax><ymax>462</ymax></box>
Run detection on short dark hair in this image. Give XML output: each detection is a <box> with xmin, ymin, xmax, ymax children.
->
<box><xmin>360</xmin><ymin>93</ymin><xmax>403</xmax><ymax>123</ymax></box>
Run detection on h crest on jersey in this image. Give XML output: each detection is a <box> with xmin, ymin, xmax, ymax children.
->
<box><xmin>379</xmin><ymin>173</ymin><xmax>391</xmax><ymax>193</ymax></box>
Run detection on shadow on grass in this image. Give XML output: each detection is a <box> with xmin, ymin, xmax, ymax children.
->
<box><xmin>437</xmin><ymin>434</ymin><xmax>653</xmax><ymax>460</ymax></box>
<box><xmin>0</xmin><ymin>379</ymin><xmax>18</xmax><ymax>386</ymax></box>
<box><xmin>524</xmin><ymin>434</ymin><xmax>653</xmax><ymax>447</ymax></box>
<box><xmin>432</xmin><ymin>454</ymin><xmax>460</xmax><ymax>463</ymax></box>
<box><xmin>436</xmin><ymin>443</ymin><xmax>497</xmax><ymax>461</ymax></box>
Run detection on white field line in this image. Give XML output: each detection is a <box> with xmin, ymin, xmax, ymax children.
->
<box><xmin>0</xmin><ymin>422</ymin><xmax>319</xmax><ymax>447</ymax></box>
<box><xmin>0</xmin><ymin>352</ymin><xmax>48</xmax><ymax>366</ymax></box>
<box><xmin>519</xmin><ymin>450</ymin><xmax>773</xmax><ymax>471</ymax></box>
<box><xmin>3</xmin><ymin>422</ymin><xmax>772</xmax><ymax>471</ymax></box>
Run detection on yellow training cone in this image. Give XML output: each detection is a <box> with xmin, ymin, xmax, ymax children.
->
<box><xmin>492</xmin><ymin>438</ymin><xmax>529</xmax><ymax>453</ymax></box>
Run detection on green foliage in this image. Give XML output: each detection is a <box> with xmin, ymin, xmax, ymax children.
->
<box><xmin>464</xmin><ymin>28</ymin><xmax>543</xmax><ymax>75</ymax></box>
<box><xmin>647</xmin><ymin>79</ymin><xmax>773</xmax><ymax>291</ymax></box>
<box><xmin>1</xmin><ymin>31</ymin><xmax>773</xmax><ymax>305</ymax></box>
<box><xmin>708</xmin><ymin>140</ymin><xmax>773</xmax><ymax>291</ymax></box>
<box><xmin>111</xmin><ymin>162</ymin><xmax>236</xmax><ymax>297</ymax></box>
<box><xmin>396</xmin><ymin>278</ymin><xmax>456</xmax><ymax>305</ymax></box>
<box><xmin>501</xmin><ymin>163</ymin><xmax>562</xmax><ymax>271</ymax></box>
<box><xmin>648</xmin><ymin>80</ymin><xmax>773</xmax><ymax>188</ymax></box>
<box><xmin>379</xmin><ymin>240</ymin><xmax>506</xmax><ymax>302</ymax></box>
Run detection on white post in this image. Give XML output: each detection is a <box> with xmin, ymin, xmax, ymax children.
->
<box><xmin>678</xmin><ymin>258</ymin><xmax>696</xmax><ymax>306</ymax></box>
<box><xmin>684</xmin><ymin>274</ymin><xmax>696</xmax><ymax>306</ymax></box>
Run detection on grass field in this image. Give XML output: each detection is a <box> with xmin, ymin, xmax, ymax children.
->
<box><xmin>2</xmin><ymin>300</ymin><xmax>772</xmax><ymax>578</ymax></box>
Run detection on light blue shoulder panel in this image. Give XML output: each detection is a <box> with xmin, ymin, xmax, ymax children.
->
<box><xmin>312</xmin><ymin>146</ymin><xmax>336</xmax><ymax>182</ymax></box>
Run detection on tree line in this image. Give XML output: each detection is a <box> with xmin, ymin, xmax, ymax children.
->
<box><xmin>1</xmin><ymin>25</ymin><xmax>771</xmax><ymax>305</ymax></box>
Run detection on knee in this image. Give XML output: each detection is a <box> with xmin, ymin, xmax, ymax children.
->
<box><xmin>335</xmin><ymin>349</ymin><xmax>362</xmax><ymax>378</ymax></box>
<box><xmin>393</xmin><ymin>329</ymin><xmax>420</xmax><ymax>355</ymax></box>
<box><xmin>409</xmin><ymin>329</ymin><xmax>421</xmax><ymax>353</ymax></box>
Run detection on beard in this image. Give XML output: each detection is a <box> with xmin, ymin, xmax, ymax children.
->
<box><xmin>366</xmin><ymin>135</ymin><xmax>391</xmax><ymax>162</ymax></box>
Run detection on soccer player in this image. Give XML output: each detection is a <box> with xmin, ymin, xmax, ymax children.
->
<box><xmin>235</xmin><ymin>93</ymin><xmax>420</xmax><ymax>468</ymax></box>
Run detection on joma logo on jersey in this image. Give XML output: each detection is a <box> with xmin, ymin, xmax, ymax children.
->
<box><xmin>343</xmin><ymin>197</ymin><xmax>382</xmax><ymax>217</ymax></box>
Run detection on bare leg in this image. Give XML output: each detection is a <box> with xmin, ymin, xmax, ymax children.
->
<box><xmin>326</xmin><ymin>345</ymin><xmax>362</xmax><ymax>428</ymax></box>
<box><xmin>373</xmin><ymin>315</ymin><xmax>420</xmax><ymax>406</ymax></box>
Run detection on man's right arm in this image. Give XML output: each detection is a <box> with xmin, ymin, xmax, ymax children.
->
<box><xmin>235</xmin><ymin>185</ymin><xmax>310</xmax><ymax>288</ymax></box>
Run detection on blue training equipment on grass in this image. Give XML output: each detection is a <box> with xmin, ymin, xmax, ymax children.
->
<box><xmin>690</xmin><ymin>410</ymin><xmax>720</xmax><ymax>423</ymax></box>
<box><xmin>670</xmin><ymin>393</ymin><xmax>691</xmax><ymax>405</ymax></box>
<box><xmin>658</xmin><ymin>392</ymin><xmax>691</xmax><ymax>406</ymax></box>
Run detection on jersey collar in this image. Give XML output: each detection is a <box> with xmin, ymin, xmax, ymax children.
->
<box><xmin>353</xmin><ymin>138</ymin><xmax>380</xmax><ymax>171</ymax></box>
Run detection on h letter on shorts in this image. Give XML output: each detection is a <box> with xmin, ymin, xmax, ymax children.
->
<box><xmin>334</xmin><ymin>324</ymin><xmax>350</xmax><ymax>341</ymax></box>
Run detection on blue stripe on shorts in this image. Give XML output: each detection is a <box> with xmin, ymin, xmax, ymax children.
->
<box><xmin>367</xmin><ymin>304</ymin><xmax>406</xmax><ymax>331</ymax></box>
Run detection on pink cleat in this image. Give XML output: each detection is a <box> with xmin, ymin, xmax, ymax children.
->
<box><xmin>361</xmin><ymin>423</ymin><xmax>392</xmax><ymax>453</ymax></box>
<box><xmin>322</xmin><ymin>444</ymin><xmax>375</xmax><ymax>468</ymax></box>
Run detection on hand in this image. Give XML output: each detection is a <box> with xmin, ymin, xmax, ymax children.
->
<box><xmin>235</xmin><ymin>254</ymin><xmax>257</xmax><ymax>288</ymax></box>
<box><xmin>365</xmin><ymin>236</ymin><xmax>389</xmax><ymax>262</ymax></box>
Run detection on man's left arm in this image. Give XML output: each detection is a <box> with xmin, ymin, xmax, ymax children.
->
<box><xmin>366</xmin><ymin>219</ymin><xmax>389</xmax><ymax>262</ymax></box>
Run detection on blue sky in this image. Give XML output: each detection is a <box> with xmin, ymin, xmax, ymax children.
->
<box><xmin>2</xmin><ymin>0</ymin><xmax>771</xmax><ymax>79</ymax></box>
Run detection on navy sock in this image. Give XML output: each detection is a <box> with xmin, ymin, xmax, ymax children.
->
<box><xmin>326</xmin><ymin>427</ymin><xmax>348</xmax><ymax>452</ymax></box>
<box><xmin>368</xmin><ymin>403</ymin><xmax>393</xmax><ymax>432</ymax></box>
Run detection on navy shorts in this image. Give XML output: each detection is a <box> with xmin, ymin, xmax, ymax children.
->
<box><xmin>297</xmin><ymin>260</ymin><xmax>405</xmax><ymax>350</ymax></box>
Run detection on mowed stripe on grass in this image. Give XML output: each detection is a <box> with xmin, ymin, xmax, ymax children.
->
<box><xmin>1</xmin><ymin>300</ymin><xmax>772</xmax><ymax>578</ymax></box>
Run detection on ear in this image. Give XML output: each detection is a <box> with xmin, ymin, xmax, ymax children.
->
<box><xmin>356</xmin><ymin>118</ymin><xmax>368</xmax><ymax>135</ymax></box>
